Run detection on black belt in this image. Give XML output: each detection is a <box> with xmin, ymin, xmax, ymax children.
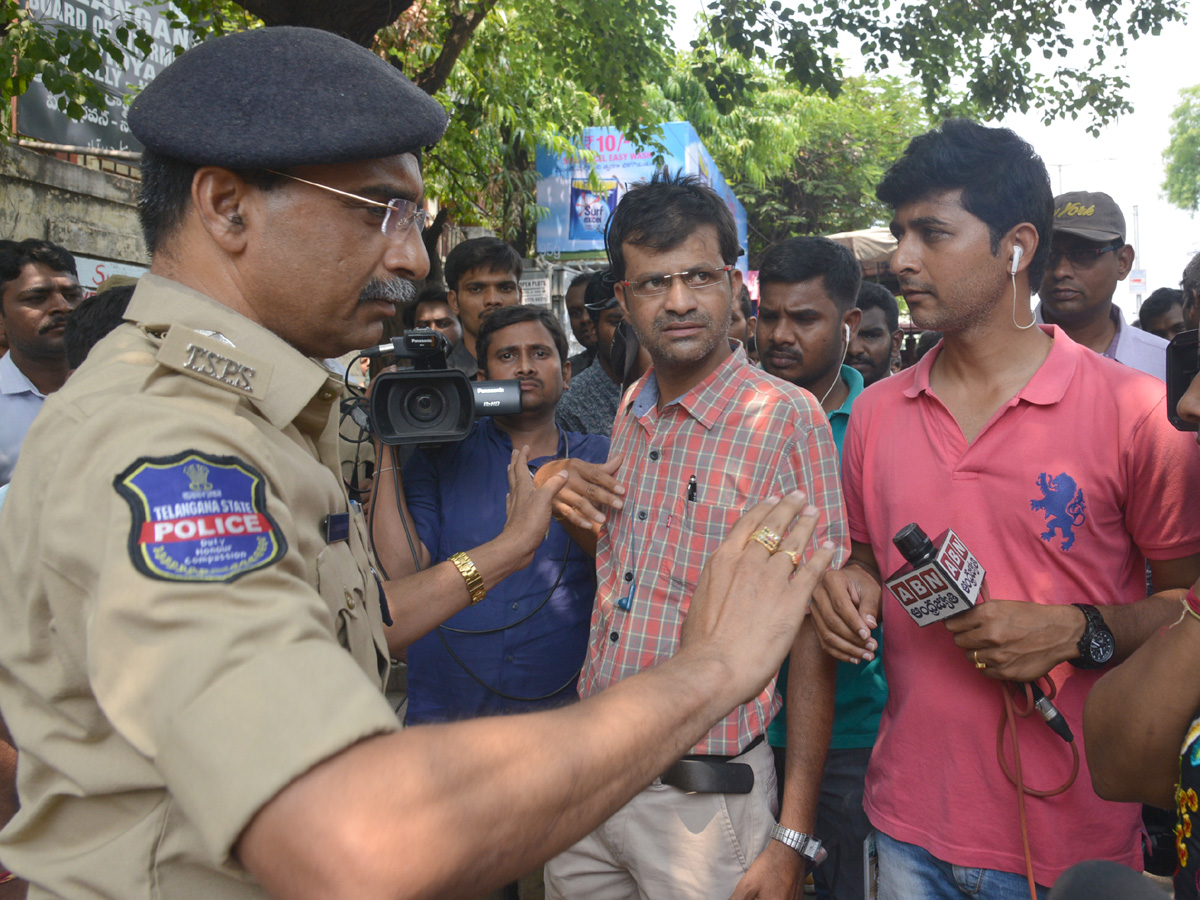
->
<box><xmin>660</xmin><ymin>735</ymin><xmax>763</xmax><ymax>794</ymax></box>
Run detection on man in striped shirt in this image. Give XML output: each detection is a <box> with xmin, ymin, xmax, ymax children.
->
<box><xmin>545</xmin><ymin>171</ymin><xmax>849</xmax><ymax>900</ymax></box>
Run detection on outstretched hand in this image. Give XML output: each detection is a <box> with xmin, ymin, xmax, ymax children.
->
<box><xmin>680</xmin><ymin>491</ymin><xmax>836</xmax><ymax>707</ymax></box>
<box><xmin>533</xmin><ymin>455</ymin><xmax>626</xmax><ymax>534</ymax></box>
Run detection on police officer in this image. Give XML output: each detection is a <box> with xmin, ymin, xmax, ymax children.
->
<box><xmin>0</xmin><ymin>27</ymin><xmax>834</xmax><ymax>900</ymax></box>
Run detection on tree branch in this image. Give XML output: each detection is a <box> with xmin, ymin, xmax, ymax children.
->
<box><xmin>411</xmin><ymin>0</ymin><xmax>498</xmax><ymax>96</ymax></box>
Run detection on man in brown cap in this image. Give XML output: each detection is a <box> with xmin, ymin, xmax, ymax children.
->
<box><xmin>0</xmin><ymin>24</ymin><xmax>833</xmax><ymax>900</ymax></box>
<box><xmin>1036</xmin><ymin>190</ymin><xmax>1167</xmax><ymax>380</ymax></box>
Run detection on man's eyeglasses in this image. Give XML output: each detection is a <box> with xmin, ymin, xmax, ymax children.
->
<box><xmin>268</xmin><ymin>171</ymin><xmax>427</xmax><ymax>236</ymax></box>
<box><xmin>621</xmin><ymin>265</ymin><xmax>734</xmax><ymax>298</ymax></box>
<box><xmin>1048</xmin><ymin>243</ymin><xmax>1122</xmax><ymax>269</ymax></box>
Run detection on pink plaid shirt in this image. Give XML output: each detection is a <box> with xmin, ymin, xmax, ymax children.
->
<box><xmin>579</xmin><ymin>347</ymin><xmax>849</xmax><ymax>755</ymax></box>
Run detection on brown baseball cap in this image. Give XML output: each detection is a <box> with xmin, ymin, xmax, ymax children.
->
<box><xmin>1052</xmin><ymin>191</ymin><xmax>1126</xmax><ymax>243</ymax></box>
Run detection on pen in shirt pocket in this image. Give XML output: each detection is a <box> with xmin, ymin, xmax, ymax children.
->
<box><xmin>686</xmin><ymin>474</ymin><xmax>697</xmax><ymax>502</ymax></box>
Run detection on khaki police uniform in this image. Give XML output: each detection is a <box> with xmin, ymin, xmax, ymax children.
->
<box><xmin>0</xmin><ymin>274</ymin><xmax>401</xmax><ymax>898</ymax></box>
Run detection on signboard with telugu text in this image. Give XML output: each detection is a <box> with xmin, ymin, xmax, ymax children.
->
<box><xmin>16</xmin><ymin>0</ymin><xmax>191</xmax><ymax>153</ymax></box>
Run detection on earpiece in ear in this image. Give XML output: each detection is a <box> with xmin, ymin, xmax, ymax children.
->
<box><xmin>1010</xmin><ymin>245</ymin><xmax>1023</xmax><ymax>275</ymax></box>
<box><xmin>229</xmin><ymin>213</ymin><xmax>244</xmax><ymax>226</ymax></box>
<box><xmin>844</xmin><ymin>323</ymin><xmax>851</xmax><ymax>342</ymax></box>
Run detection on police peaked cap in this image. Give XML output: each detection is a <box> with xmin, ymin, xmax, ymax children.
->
<box><xmin>129</xmin><ymin>27</ymin><xmax>448</xmax><ymax>168</ymax></box>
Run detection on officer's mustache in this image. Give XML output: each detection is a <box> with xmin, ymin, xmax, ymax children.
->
<box><xmin>359</xmin><ymin>278</ymin><xmax>416</xmax><ymax>306</ymax></box>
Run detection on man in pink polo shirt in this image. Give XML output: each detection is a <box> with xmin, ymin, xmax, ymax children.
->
<box><xmin>811</xmin><ymin>119</ymin><xmax>1200</xmax><ymax>898</ymax></box>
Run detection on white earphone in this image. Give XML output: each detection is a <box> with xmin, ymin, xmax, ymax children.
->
<box><xmin>821</xmin><ymin>322</ymin><xmax>854</xmax><ymax>408</ymax></box>
<box><xmin>1010</xmin><ymin>244</ymin><xmax>1035</xmax><ymax>329</ymax></box>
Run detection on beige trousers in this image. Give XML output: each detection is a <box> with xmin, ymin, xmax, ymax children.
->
<box><xmin>544</xmin><ymin>741</ymin><xmax>778</xmax><ymax>900</ymax></box>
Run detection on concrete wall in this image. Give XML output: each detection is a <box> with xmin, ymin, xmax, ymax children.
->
<box><xmin>0</xmin><ymin>143</ymin><xmax>147</xmax><ymax>267</ymax></box>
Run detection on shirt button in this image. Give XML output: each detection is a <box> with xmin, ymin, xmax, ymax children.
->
<box><xmin>649</xmin><ymin>450</ymin><xmax>660</xmax><ymax>461</ymax></box>
<box><xmin>319</xmin><ymin>388</ymin><xmax>336</xmax><ymax>401</ymax></box>
<box><xmin>344</xmin><ymin>590</ymin><xmax>356</xmax><ymax>610</ymax></box>
<box><xmin>512</xmin><ymin>603</ymin><xmax>519</xmax><ymax>610</ymax></box>
<box><xmin>624</xmin><ymin>571</ymin><xmax>634</xmax><ymax>582</ymax></box>
<box><xmin>637</xmin><ymin>510</ymin><xmax>647</xmax><ymax>521</ymax></box>
<box><xmin>610</xmin><ymin>631</ymin><xmax>619</xmax><ymax>642</ymax></box>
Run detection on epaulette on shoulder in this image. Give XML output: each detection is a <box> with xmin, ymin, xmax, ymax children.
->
<box><xmin>154</xmin><ymin>326</ymin><xmax>273</xmax><ymax>401</ymax></box>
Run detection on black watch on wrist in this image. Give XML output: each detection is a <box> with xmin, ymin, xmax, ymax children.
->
<box><xmin>1069</xmin><ymin>603</ymin><xmax>1115</xmax><ymax>669</ymax></box>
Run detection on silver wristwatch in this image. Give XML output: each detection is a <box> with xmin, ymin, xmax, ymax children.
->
<box><xmin>770</xmin><ymin>824</ymin><xmax>824</xmax><ymax>865</ymax></box>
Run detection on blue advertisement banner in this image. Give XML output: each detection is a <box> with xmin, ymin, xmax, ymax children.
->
<box><xmin>536</xmin><ymin>122</ymin><xmax>749</xmax><ymax>272</ymax></box>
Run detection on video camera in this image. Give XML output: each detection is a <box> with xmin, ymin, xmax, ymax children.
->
<box><xmin>367</xmin><ymin>329</ymin><xmax>522</xmax><ymax>445</ymax></box>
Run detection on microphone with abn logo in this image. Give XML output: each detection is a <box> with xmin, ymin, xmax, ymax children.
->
<box><xmin>883</xmin><ymin>523</ymin><xmax>1074</xmax><ymax>743</ymax></box>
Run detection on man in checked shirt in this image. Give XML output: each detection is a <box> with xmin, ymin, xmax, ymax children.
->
<box><xmin>538</xmin><ymin>171</ymin><xmax>850</xmax><ymax>900</ymax></box>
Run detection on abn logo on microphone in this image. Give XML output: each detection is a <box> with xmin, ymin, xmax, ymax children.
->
<box><xmin>885</xmin><ymin>530</ymin><xmax>983</xmax><ymax>626</ymax></box>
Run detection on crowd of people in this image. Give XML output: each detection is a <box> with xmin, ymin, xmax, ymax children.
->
<box><xmin>1</xmin><ymin>23</ymin><xmax>1200</xmax><ymax>900</ymax></box>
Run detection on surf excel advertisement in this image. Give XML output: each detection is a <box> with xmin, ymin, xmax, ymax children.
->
<box><xmin>535</xmin><ymin>121</ymin><xmax>749</xmax><ymax>271</ymax></box>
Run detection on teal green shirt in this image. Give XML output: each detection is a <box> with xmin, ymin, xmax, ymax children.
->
<box><xmin>767</xmin><ymin>365</ymin><xmax>888</xmax><ymax>750</ymax></box>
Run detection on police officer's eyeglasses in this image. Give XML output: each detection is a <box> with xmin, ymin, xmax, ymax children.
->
<box><xmin>621</xmin><ymin>265</ymin><xmax>734</xmax><ymax>298</ymax></box>
<box><xmin>268</xmin><ymin>171</ymin><xmax>428</xmax><ymax>236</ymax></box>
<box><xmin>1047</xmin><ymin>242</ymin><xmax>1122</xmax><ymax>269</ymax></box>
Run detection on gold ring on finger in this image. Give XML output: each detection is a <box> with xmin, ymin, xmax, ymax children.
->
<box><xmin>778</xmin><ymin>549</ymin><xmax>801</xmax><ymax>569</ymax></box>
<box><xmin>973</xmin><ymin>650</ymin><xmax>986</xmax><ymax>670</ymax></box>
<box><xmin>750</xmin><ymin>527</ymin><xmax>782</xmax><ymax>553</ymax></box>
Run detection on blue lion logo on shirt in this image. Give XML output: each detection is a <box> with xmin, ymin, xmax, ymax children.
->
<box><xmin>1030</xmin><ymin>472</ymin><xmax>1087</xmax><ymax>551</ymax></box>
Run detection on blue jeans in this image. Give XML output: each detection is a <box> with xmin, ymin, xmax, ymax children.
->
<box><xmin>876</xmin><ymin>831</ymin><xmax>1049</xmax><ymax>900</ymax></box>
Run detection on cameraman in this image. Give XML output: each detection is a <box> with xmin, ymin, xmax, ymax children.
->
<box><xmin>372</xmin><ymin>306</ymin><xmax>608</xmax><ymax>730</ymax></box>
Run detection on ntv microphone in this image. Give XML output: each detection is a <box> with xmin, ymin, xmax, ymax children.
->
<box><xmin>884</xmin><ymin>523</ymin><xmax>1074</xmax><ymax>743</ymax></box>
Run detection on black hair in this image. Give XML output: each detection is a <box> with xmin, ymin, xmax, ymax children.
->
<box><xmin>757</xmin><ymin>236</ymin><xmax>862</xmax><ymax>313</ymax></box>
<box><xmin>856</xmin><ymin>281</ymin><xmax>901</xmax><ymax>334</ymax></box>
<box><xmin>876</xmin><ymin>119</ymin><xmax>1054</xmax><ymax>288</ymax></box>
<box><xmin>64</xmin><ymin>284</ymin><xmax>136</xmax><ymax>369</ymax></box>
<box><xmin>737</xmin><ymin>284</ymin><xmax>753</xmax><ymax>322</ymax></box>
<box><xmin>444</xmin><ymin>237</ymin><xmax>523</xmax><ymax>292</ymax></box>
<box><xmin>604</xmin><ymin>169</ymin><xmax>740</xmax><ymax>282</ymax></box>
<box><xmin>403</xmin><ymin>284</ymin><xmax>451</xmax><ymax>329</ymax></box>
<box><xmin>915</xmin><ymin>330</ymin><xmax>942</xmax><ymax>361</ymax></box>
<box><xmin>0</xmin><ymin>239</ymin><xmax>77</xmax><ymax>313</ymax></box>
<box><xmin>1183</xmin><ymin>252</ymin><xmax>1200</xmax><ymax>306</ymax></box>
<box><xmin>137</xmin><ymin>150</ymin><xmax>283</xmax><ymax>256</ymax></box>
<box><xmin>1138</xmin><ymin>288</ymin><xmax>1183</xmax><ymax>329</ymax></box>
<box><xmin>583</xmin><ymin>269</ymin><xmax>617</xmax><ymax>322</ymax></box>
<box><xmin>568</xmin><ymin>271</ymin><xmax>592</xmax><ymax>292</ymax></box>
<box><xmin>476</xmin><ymin>304</ymin><xmax>568</xmax><ymax>375</ymax></box>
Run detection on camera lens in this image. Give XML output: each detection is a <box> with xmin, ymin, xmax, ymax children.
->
<box><xmin>405</xmin><ymin>388</ymin><xmax>444</xmax><ymax>424</ymax></box>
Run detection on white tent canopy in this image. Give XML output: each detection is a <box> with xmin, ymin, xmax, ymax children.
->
<box><xmin>827</xmin><ymin>228</ymin><xmax>897</xmax><ymax>264</ymax></box>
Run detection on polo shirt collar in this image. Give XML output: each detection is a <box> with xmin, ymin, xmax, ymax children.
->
<box><xmin>903</xmin><ymin>324</ymin><xmax>1077</xmax><ymax>407</ymax></box>
<box><xmin>830</xmin><ymin>364</ymin><xmax>864</xmax><ymax>422</ymax></box>
<box><xmin>0</xmin><ymin>350</ymin><xmax>42</xmax><ymax>399</ymax></box>
<box><xmin>626</xmin><ymin>345</ymin><xmax>748</xmax><ymax>430</ymax></box>
<box><xmin>125</xmin><ymin>274</ymin><xmax>337</xmax><ymax>429</ymax></box>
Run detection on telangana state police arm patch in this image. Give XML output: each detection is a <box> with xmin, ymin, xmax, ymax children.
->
<box><xmin>114</xmin><ymin>451</ymin><xmax>287</xmax><ymax>582</ymax></box>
